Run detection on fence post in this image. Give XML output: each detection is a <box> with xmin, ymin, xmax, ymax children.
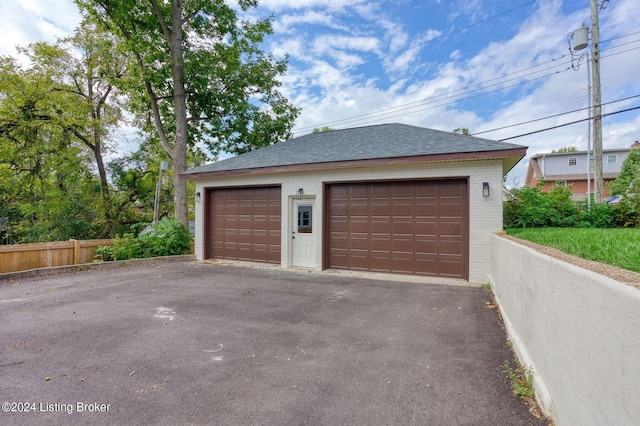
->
<box><xmin>71</xmin><ymin>239</ymin><xmax>80</xmax><ymax>265</ymax></box>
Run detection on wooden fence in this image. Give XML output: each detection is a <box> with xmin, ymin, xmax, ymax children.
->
<box><xmin>0</xmin><ymin>239</ymin><xmax>113</xmax><ymax>274</ymax></box>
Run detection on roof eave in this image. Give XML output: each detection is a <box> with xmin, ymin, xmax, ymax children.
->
<box><xmin>182</xmin><ymin>148</ymin><xmax>528</xmax><ymax>180</ymax></box>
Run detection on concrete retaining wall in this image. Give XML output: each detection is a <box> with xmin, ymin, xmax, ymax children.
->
<box><xmin>489</xmin><ymin>234</ymin><xmax>640</xmax><ymax>426</ymax></box>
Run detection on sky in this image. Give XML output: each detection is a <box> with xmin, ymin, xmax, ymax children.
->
<box><xmin>1</xmin><ymin>0</ymin><xmax>639</xmax><ymax>186</ymax></box>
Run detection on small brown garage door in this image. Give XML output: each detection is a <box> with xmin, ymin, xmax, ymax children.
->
<box><xmin>327</xmin><ymin>180</ymin><xmax>468</xmax><ymax>279</ymax></box>
<box><xmin>208</xmin><ymin>186</ymin><xmax>281</xmax><ymax>264</ymax></box>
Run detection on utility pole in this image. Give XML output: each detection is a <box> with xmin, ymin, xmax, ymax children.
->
<box><xmin>590</xmin><ymin>0</ymin><xmax>604</xmax><ymax>204</ymax></box>
<box><xmin>154</xmin><ymin>160</ymin><xmax>169</xmax><ymax>224</ymax></box>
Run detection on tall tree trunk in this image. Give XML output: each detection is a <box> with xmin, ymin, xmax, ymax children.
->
<box><xmin>87</xmin><ymin>66</ymin><xmax>113</xmax><ymax>232</ymax></box>
<box><xmin>170</xmin><ymin>0</ymin><xmax>189</xmax><ymax>227</ymax></box>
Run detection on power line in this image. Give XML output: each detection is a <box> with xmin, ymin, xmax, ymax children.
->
<box><xmin>294</xmin><ymin>53</ymin><xmax>573</xmax><ymax>132</ymax></box>
<box><xmin>293</xmin><ymin>40</ymin><xmax>640</xmax><ymax>133</ymax></box>
<box><xmin>498</xmin><ymin>105</ymin><xmax>640</xmax><ymax>141</ymax></box>
<box><xmin>472</xmin><ymin>94</ymin><xmax>640</xmax><ymax>136</ymax></box>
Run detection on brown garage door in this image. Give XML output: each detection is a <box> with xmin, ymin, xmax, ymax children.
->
<box><xmin>327</xmin><ymin>180</ymin><xmax>468</xmax><ymax>279</ymax></box>
<box><xmin>208</xmin><ymin>186</ymin><xmax>281</xmax><ymax>264</ymax></box>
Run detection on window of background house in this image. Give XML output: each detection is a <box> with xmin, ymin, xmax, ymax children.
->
<box><xmin>607</xmin><ymin>154</ymin><xmax>617</xmax><ymax>164</ymax></box>
<box><xmin>569</xmin><ymin>157</ymin><xmax>577</xmax><ymax>166</ymax></box>
<box><xmin>557</xmin><ymin>181</ymin><xmax>566</xmax><ymax>186</ymax></box>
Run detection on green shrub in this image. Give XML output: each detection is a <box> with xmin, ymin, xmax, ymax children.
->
<box><xmin>94</xmin><ymin>218</ymin><xmax>192</xmax><ymax>262</ymax></box>
<box><xmin>504</xmin><ymin>184</ymin><xmax>578</xmax><ymax>228</ymax></box>
<box><xmin>112</xmin><ymin>233</ymin><xmax>142</xmax><ymax>260</ymax></box>
<box><xmin>138</xmin><ymin>218</ymin><xmax>192</xmax><ymax>258</ymax></box>
<box><xmin>616</xmin><ymin>197</ymin><xmax>640</xmax><ymax>228</ymax></box>
<box><xmin>503</xmin><ymin>183</ymin><xmax>640</xmax><ymax>228</ymax></box>
<box><xmin>577</xmin><ymin>202</ymin><xmax>617</xmax><ymax>228</ymax></box>
<box><xmin>94</xmin><ymin>245</ymin><xmax>114</xmax><ymax>261</ymax></box>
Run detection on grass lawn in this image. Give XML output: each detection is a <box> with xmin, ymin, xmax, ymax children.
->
<box><xmin>506</xmin><ymin>228</ymin><xmax>640</xmax><ymax>273</ymax></box>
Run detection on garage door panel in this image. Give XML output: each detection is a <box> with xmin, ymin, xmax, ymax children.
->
<box><xmin>392</xmin><ymin>202</ymin><xmax>413</xmax><ymax>217</ymax></box>
<box><xmin>392</xmin><ymin>220</ymin><xmax>413</xmax><ymax>235</ymax></box>
<box><xmin>414</xmin><ymin>184</ymin><xmax>437</xmax><ymax>198</ymax></box>
<box><xmin>350</xmin><ymin>236</ymin><xmax>370</xmax><ymax>250</ymax></box>
<box><xmin>391</xmin><ymin>256</ymin><xmax>413</xmax><ymax>273</ymax></box>
<box><xmin>415</xmin><ymin>238</ymin><xmax>437</xmax><ymax>254</ymax></box>
<box><xmin>349</xmin><ymin>254</ymin><xmax>370</xmax><ymax>270</ymax></box>
<box><xmin>330</xmin><ymin>234</ymin><xmax>348</xmax><ymax>247</ymax></box>
<box><xmin>438</xmin><ymin>181</ymin><xmax>464</xmax><ymax>197</ymax></box>
<box><xmin>370</xmin><ymin>236</ymin><xmax>390</xmax><ymax>251</ymax></box>
<box><xmin>251</xmin><ymin>217</ymin><xmax>266</xmax><ymax>228</ymax></box>
<box><xmin>350</xmin><ymin>186</ymin><xmax>370</xmax><ymax>198</ymax></box>
<box><xmin>208</xmin><ymin>186</ymin><xmax>281</xmax><ymax>264</ymax></box>
<box><xmin>224</xmin><ymin>230</ymin><xmax>238</xmax><ymax>242</ymax></box>
<box><xmin>415</xmin><ymin>220</ymin><xmax>437</xmax><ymax>235</ymax></box>
<box><xmin>329</xmin><ymin>251</ymin><xmax>348</xmax><ymax>268</ymax></box>
<box><xmin>329</xmin><ymin>218</ymin><xmax>348</xmax><ymax>232</ymax></box>
<box><xmin>440</xmin><ymin>203</ymin><xmax>463</xmax><ymax>218</ymax></box>
<box><xmin>329</xmin><ymin>185</ymin><xmax>348</xmax><ymax>198</ymax></box>
<box><xmin>370</xmin><ymin>185</ymin><xmax>391</xmax><ymax>198</ymax></box>
<box><xmin>415</xmin><ymin>202</ymin><xmax>438</xmax><ymax>217</ymax></box>
<box><xmin>350</xmin><ymin>203</ymin><xmax>369</xmax><ymax>216</ymax></box>
<box><xmin>238</xmin><ymin>231</ymin><xmax>254</xmax><ymax>244</ymax></box>
<box><xmin>439</xmin><ymin>259</ymin><xmax>465</xmax><ymax>277</ymax></box>
<box><xmin>268</xmin><ymin>233</ymin><xmax>281</xmax><ymax>246</ymax></box>
<box><xmin>440</xmin><ymin>221</ymin><xmax>462</xmax><ymax>236</ymax></box>
<box><xmin>329</xmin><ymin>202</ymin><xmax>348</xmax><ymax>216</ymax></box>
<box><xmin>393</xmin><ymin>183</ymin><xmax>414</xmax><ymax>198</ymax></box>
<box><xmin>327</xmin><ymin>180</ymin><xmax>468</xmax><ymax>279</ymax></box>
<box><xmin>370</xmin><ymin>202</ymin><xmax>391</xmax><ymax>217</ymax></box>
<box><xmin>440</xmin><ymin>239</ymin><xmax>463</xmax><ymax>255</ymax></box>
<box><xmin>251</xmin><ymin>203</ymin><xmax>269</xmax><ymax>215</ymax></box>
<box><xmin>415</xmin><ymin>258</ymin><xmax>438</xmax><ymax>274</ymax></box>
<box><xmin>370</xmin><ymin>255</ymin><xmax>390</xmax><ymax>271</ymax></box>
<box><xmin>391</xmin><ymin>237</ymin><xmax>413</xmax><ymax>252</ymax></box>
<box><xmin>350</xmin><ymin>219</ymin><xmax>369</xmax><ymax>234</ymax></box>
<box><xmin>371</xmin><ymin>220</ymin><xmax>390</xmax><ymax>234</ymax></box>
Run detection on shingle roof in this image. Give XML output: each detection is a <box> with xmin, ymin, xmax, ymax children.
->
<box><xmin>183</xmin><ymin>123</ymin><xmax>526</xmax><ymax>176</ymax></box>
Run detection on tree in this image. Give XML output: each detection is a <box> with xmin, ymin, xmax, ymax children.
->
<box><xmin>19</xmin><ymin>23</ymin><xmax>125</xmax><ymax>232</ymax></box>
<box><xmin>609</xmin><ymin>148</ymin><xmax>640</xmax><ymax>195</ymax></box>
<box><xmin>551</xmin><ymin>146</ymin><xmax>579</xmax><ymax>153</ymax></box>
<box><xmin>76</xmin><ymin>0</ymin><xmax>300</xmax><ymax>226</ymax></box>
<box><xmin>0</xmin><ymin>57</ymin><xmax>107</xmax><ymax>242</ymax></box>
<box><xmin>453</xmin><ymin>128</ymin><xmax>470</xmax><ymax>135</ymax></box>
<box><xmin>312</xmin><ymin>126</ymin><xmax>334</xmax><ymax>133</ymax></box>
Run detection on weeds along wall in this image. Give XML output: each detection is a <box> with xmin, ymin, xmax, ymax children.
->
<box><xmin>489</xmin><ymin>234</ymin><xmax>640</xmax><ymax>426</ymax></box>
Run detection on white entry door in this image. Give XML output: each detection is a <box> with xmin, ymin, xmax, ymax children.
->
<box><xmin>292</xmin><ymin>199</ymin><xmax>315</xmax><ymax>268</ymax></box>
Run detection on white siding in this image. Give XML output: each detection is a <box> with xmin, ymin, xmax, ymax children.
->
<box><xmin>540</xmin><ymin>150</ymin><xmax>629</xmax><ymax>176</ymax></box>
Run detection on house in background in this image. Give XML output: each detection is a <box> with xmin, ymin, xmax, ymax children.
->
<box><xmin>183</xmin><ymin>123</ymin><xmax>526</xmax><ymax>283</ymax></box>
<box><xmin>525</xmin><ymin>142</ymin><xmax>640</xmax><ymax>200</ymax></box>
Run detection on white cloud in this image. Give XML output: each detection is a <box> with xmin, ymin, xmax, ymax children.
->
<box><xmin>274</xmin><ymin>10</ymin><xmax>349</xmax><ymax>33</ymax></box>
<box><xmin>312</xmin><ymin>34</ymin><xmax>382</xmax><ymax>56</ymax></box>
<box><xmin>259</xmin><ymin>0</ymin><xmax>367</xmax><ymax>12</ymax></box>
<box><xmin>0</xmin><ymin>0</ymin><xmax>81</xmax><ymax>58</ymax></box>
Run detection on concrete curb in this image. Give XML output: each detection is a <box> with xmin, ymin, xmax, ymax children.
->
<box><xmin>0</xmin><ymin>254</ymin><xmax>196</xmax><ymax>281</ymax></box>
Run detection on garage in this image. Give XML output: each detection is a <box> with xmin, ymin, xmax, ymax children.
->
<box><xmin>186</xmin><ymin>123</ymin><xmax>527</xmax><ymax>283</ymax></box>
<box><xmin>327</xmin><ymin>179</ymin><xmax>468</xmax><ymax>279</ymax></box>
<box><xmin>208</xmin><ymin>186</ymin><xmax>281</xmax><ymax>264</ymax></box>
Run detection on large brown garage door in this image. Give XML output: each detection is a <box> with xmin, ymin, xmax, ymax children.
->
<box><xmin>327</xmin><ymin>180</ymin><xmax>468</xmax><ymax>279</ymax></box>
<box><xmin>208</xmin><ymin>186</ymin><xmax>281</xmax><ymax>264</ymax></box>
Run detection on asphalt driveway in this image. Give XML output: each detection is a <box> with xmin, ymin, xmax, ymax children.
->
<box><xmin>1</xmin><ymin>260</ymin><xmax>547</xmax><ymax>425</ymax></box>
